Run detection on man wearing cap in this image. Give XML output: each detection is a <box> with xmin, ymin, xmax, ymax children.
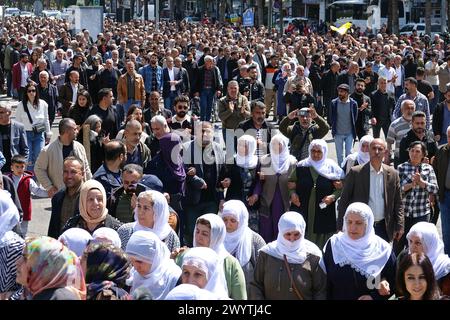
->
<box><xmin>329</xmin><ymin>83</ymin><xmax>359</xmax><ymax>165</ymax></box>
<box><xmin>11</xmin><ymin>52</ymin><xmax>33</xmax><ymax>101</ymax></box>
<box><xmin>280</xmin><ymin>106</ymin><xmax>329</xmax><ymax>161</ymax></box>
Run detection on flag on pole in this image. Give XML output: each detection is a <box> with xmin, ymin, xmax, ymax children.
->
<box><xmin>330</xmin><ymin>22</ymin><xmax>352</xmax><ymax>35</ymax></box>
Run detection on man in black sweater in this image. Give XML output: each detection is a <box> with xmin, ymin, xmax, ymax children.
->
<box><xmin>371</xmin><ymin>77</ymin><xmax>395</xmax><ymax>139</ymax></box>
<box><xmin>351</xmin><ymin>78</ymin><xmax>374</xmax><ymax>140</ymax></box>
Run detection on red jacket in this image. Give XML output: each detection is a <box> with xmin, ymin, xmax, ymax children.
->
<box><xmin>12</xmin><ymin>62</ymin><xmax>33</xmax><ymax>90</ymax></box>
<box><xmin>7</xmin><ymin>171</ymin><xmax>33</xmax><ymax>221</ymax></box>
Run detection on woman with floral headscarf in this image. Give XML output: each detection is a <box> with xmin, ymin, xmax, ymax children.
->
<box><xmin>15</xmin><ymin>236</ymin><xmax>86</xmax><ymax>300</ymax></box>
<box><xmin>0</xmin><ymin>190</ymin><xmax>25</xmax><ymax>299</ymax></box>
<box><xmin>249</xmin><ymin>211</ymin><xmax>326</xmax><ymax>300</ymax></box>
<box><xmin>289</xmin><ymin>139</ymin><xmax>344</xmax><ymax>249</ymax></box>
<box><xmin>320</xmin><ymin>202</ymin><xmax>396</xmax><ymax>300</ymax></box>
<box><xmin>62</xmin><ymin>180</ymin><xmax>122</xmax><ymax>234</ymax></box>
<box><xmin>82</xmin><ymin>240</ymin><xmax>131</xmax><ymax>300</ymax></box>
<box><xmin>125</xmin><ymin>230</ymin><xmax>181</xmax><ymax>299</ymax></box>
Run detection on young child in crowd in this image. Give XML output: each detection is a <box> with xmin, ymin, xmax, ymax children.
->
<box><xmin>6</xmin><ymin>155</ymin><xmax>49</xmax><ymax>236</ymax></box>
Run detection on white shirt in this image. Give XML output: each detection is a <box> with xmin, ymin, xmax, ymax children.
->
<box><xmin>20</xmin><ymin>63</ymin><xmax>29</xmax><ymax>87</ymax></box>
<box><xmin>378</xmin><ymin>66</ymin><xmax>395</xmax><ymax>94</ymax></box>
<box><xmin>425</xmin><ymin>60</ymin><xmax>439</xmax><ymax>86</ymax></box>
<box><xmin>168</xmin><ymin>67</ymin><xmax>175</xmax><ymax>91</ymax></box>
<box><xmin>368</xmin><ymin>163</ymin><xmax>385</xmax><ymax>222</ymax></box>
<box><xmin>71</xmin><ymin>83</ymin><xmax>78</xmax><ymax>105</ymax></box>
<box><xmin>394</xmin><ymin>65</ymin><xmax>403</xmax><ymax>87</ymax></box>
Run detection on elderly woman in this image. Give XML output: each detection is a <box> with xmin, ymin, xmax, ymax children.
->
<box><xmin>395</xmin><ymin>252</ymin><xmax>441</xmax><ymax>300</ymax></box>
<box><xmin>397</xmin><ymin>141</ymin><xmax>439</xmax><ymax>251</ymax></box>
<box><xmin>220</xmin><ymin>135</ymin><xmax>259</xmax><ymax>208</ymax></box>
<box><xmin>402</xmin><ymin>222</ymin><xmax>450</xmax><ymax>295</ymax></box>
<box><xmin>320</xmin><ymin>202</ymin><xmax>396</xmax><ymax>300</ymax></box>
<box><xmin>58</xmin><ymin>227</ymin><xmax>93</xmax><ymax>257</ymax></box>
<box><xmin>15</xmin><ymin>236</ymin><xmax>86</xmax><ymax>300</ymax></box>
<box><xmin>180</xmin><ymin>247</ymin><xmax>229</xmax><ymax>299</ymax></box>
<box><xmin>174</xmin><ymin>213</ymin><xmax>247</xmax><ymax>300</ymax></box>
<box><xmin>0</xmin><ymin>190</ymin><xmax>25</xmax><ymax>300</ymax></box>
<box><xmin>249</xmin><ymin>211</ymin><xmax>326</xmax><ymax>300</ymax></box>
<box><xmin>165</xmin><ymin>283</ymin><xmax>220</xmax><ymax>300</ymax></box>
<box><xmin>117</xmin><ymin>190</ymin><xmax>180</xmax><ymax>252</ymax></box>
<box><xmin>125</xmin><ymin>230</ymin><xmax>181</xmax><ymax>299</ymax></box>
<box><xmin>92</xmin><ymin>227</ymin><xmax>122</xmax><ymax>248</ymax></box>
<box><xmin>289</xmin><ymin>139</ymin><xmax>344</xmax><ymax>249</ymax></box>
<box><xmin>341</xmin><ymin>134</ymin><xmax>374</xmax><ymax>174</ymax></box>
<box><xmin>82</xmin><ymin>241</ymin><xmax>131</xmax><ymax>300</ymax></box>
<box><xmin>250</xmin><ymin>133</ymin><xmax>297</xmax><ymax>242</ymax></box>
<box><xmin>219</xmin><ymin>200</ymin><xmax>266</xmax><ymax>293</ymax></box>
<box><xmin>62</xmin><ymin>180</ymin><xmax>122</xmax><ymax>234</ymax></box>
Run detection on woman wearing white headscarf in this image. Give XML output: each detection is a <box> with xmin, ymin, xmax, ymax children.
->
<box><xmin>180</xmin><ymin>247</ymin><xmax>229</xmax><ymax>299</ymax></box>
<box><xmin>404</xmin><ymin>222</ymin><xmax>450</xmax><ymax>295</ymax></box>
<box><xmin>117</xmin><ymin>190</ymin><xmax>180</xmax><ymax>252</ymax></box>
<box><xmin>289</xmin><ymin>139</ymin><xmax>344</xmax><ymax>249</ymax></box>
<box><xmin>341</xmin><ymin>135</ymin><xmax>374</xmax><ymax>174</ymax></box>
<box><xmin>220</xmin><ymin>135</ymin><xmax>259</xmax><ymax>207</ymax></box>
<box><xmin>249</xmin><ymin>211</ymin><xmax>326</xmax><ymax>300</ymax></box>
<box><xmin>0</xmin><ymin>190</ymin><xmax>24</xmax><ymax>299</ymax></box>
<box><xmin>174</xmin><ymin>213</ymin><xmax>247</xmax><ymax>300</ymax></box>
<box><xmin>92</xmin><ymin>227</ymin><xmax>122</xmax><ymax>248</ymax></box>
<box><xmin>249</xmin><ymin>133</ymin><xmax>297</xmax><ymax>242</ymax></box>
<box><xmin>125</xmin><ymin>230</ymin><xmax>182</xmax><ymax>300</ymax></box>
<box><xmin>58</xmin><ymin>228</ymin><xmax>93</xmax><ymax>257</ymax></box>
<box><xmin>165</xmin><ymin>283</ymin><xmax>220</xmax><ymax>300</ymax></box>
<box><xmin>219</xmin><ymin>200</ymin><xmax>266</xmax><ymax>293</ymax></box>
<box><xmin>320</xmin><ymin>202</ymin><xmax>396</xmax><ymax>300</ymax></box>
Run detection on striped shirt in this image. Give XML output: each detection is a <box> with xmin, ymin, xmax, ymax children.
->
<box><xmin>386</xmin><ymin>116</ymin><xmax>412</xmax><ymax>158</ymax></box>
<box><xmin>0</xmin><ymin>232</ymin><xmax>25</xmax><ymax>293</ymax></box>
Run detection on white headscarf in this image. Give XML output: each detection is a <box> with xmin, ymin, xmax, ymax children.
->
<box><xmin>260</xmin><ymin>211</ymin><xmax>322</xmax><ymax>264</ymax></box>
<box><xmin>182</xmin><ymin>247</ymin><xmax>229</xmax><ymax>299</ymax></box>
<box><xmin>298</xmin><ymin>139</ymin><xmax>345</xmax><ymax>180</ymax></box>
<box><xmin>165</xmin><ymin>283</ymin><xmax>220</xmax><ymax>300</ymax></box>
<box><xmin>92</xmin><ymin>227</ymin><xmax>122</xmax><ymax>248</ymax></box>
<box><xmin>0</xmin><ymin>190</ymin><xmax>20</xmax><ymax>248</ymax></box>
<box><xmin>236</xmin><ymin>135</ymin><xmax>258</xmax><ymax>169</ymax></box>
<box><xmin>125</xmin><ymin>230</ymin><xmax>182</xmax><ymax>300</ymax></box>
<box><xmin>407</xmin><ymin>222</ymin><xmax>450</xmax><ymax>280</ymax></box>
<box><xmin>58</xmin><ymin>228</ymin><xmax>93</xmax><ymax>257</ymax></box>
<box><xmin>325</xmin><ymin>202</ymin><xmax>392</xmax><ymax>279</ymax></box>
<box><xmin>269</xmin><ymin>134</ymin><xmax>296</xmax><ymax>174</ymax></box>
<box><xmin>193</xmin><ymin>213</ymin><xmax>229</xmax><ymax>260</ymax></box>
<box><xmin>219</xmin><ymin>200</ymin><xmax>253</xmax><ymax>267</ymax></box>
<box><xmin>341</xmin><ymin>135</ymin><xmax>373</xmax><ymax>167</ymax></box>
<box><xmin>133</xmin><ymin>190</ymin><xmax>172</xmax><ymax>241</ymax></box>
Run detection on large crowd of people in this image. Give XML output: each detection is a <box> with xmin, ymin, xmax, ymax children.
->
<box><xmin>1</xmin><ymin>15</ymin><xmax>450</xmax><ymax>300</ymax></box>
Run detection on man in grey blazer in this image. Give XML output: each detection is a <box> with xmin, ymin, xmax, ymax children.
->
<box><xmin>337</xmin><ymin>138</ymin><xmax>404</xmax><ymax>245</ymax></box>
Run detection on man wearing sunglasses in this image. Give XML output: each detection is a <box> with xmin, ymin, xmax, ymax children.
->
<box><xmin>169</xmin><ymin>95</ymin><xmax>196</xmax><ymax>142</ymax></box>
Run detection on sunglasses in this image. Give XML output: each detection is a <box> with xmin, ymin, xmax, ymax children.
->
<box><xmin>177</xmin><ymin>106</ymin><xmax>189</xmax><ymax>110</ymax></box>
<box><xmin>27</xmin><ymin>89</ymin><xmax>36</xmax><ymax>93</ymax></box>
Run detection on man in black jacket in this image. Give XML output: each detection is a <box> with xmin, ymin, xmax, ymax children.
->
<box><xmin>432</xmin><ymin>84</ymin><xmax>450</xmax><ymax>145</ymax></box>
<box><xmin>399</xmin><ymin>111</ymin><xmax>438</xmax><ymax>164</ymax></box>
<box><xmin>321</xmin><ymin>61</ymin><xmax>340</xmax><ymax>123</ymax></box>
<box><xmin>371</xmin><ymin>77</ymin><xmax>395</xmax><ymax>139</ymax></box>
<box><xmin>351</xmin><ymin>78</ymin><xmax>374</xmax><ymax>140</ymax></box>
<box><xmin>182</xmin><ymin>52</ymin><xmax>198</xmax><ymax>97</ymax></box>
<box><xmin>247</xmin><ymin>65</ymin><xmax>265</xmax><ymax>103</ymax></box>
<box><xmin>309</xmin><ymin>54</ymin><xmax>322</xmax><ymax>98</ymax></box>
<box><xmin>37</xmin><ymin>70</ymin><xmax>58</xmax><ymax>127</ymax></box>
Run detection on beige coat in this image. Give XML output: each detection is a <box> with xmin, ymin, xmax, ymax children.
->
<box><xmin>35</xmin><ymin>138</ymin><xmax>92</xmax><ymax>191</ymax></box>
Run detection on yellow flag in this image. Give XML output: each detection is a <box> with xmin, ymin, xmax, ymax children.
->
<box><xmin>330</xmin><ymin>22</ymin><xmax>352</xmax><ymax>35</ymax></box>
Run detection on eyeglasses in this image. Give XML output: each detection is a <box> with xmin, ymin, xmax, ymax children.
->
<box><xmin>27</xmin><ymin>89</ymin><xmax>36</xmax><ymax>93</ymax></box>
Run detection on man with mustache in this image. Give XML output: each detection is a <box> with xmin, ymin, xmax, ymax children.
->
<box><xmin>351</xmin><ymin>78</ymin><xmax>375</xmax><ymax>141</ymax></box>
<box><xmin>399</xmin><ymin>111</ymin><xmax>438</xmax><ymax>164</ymax></box>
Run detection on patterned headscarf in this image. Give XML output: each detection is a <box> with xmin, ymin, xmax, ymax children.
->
<box><xmin>84</xmin><ymin>241</ymin><xmax>131</xmax><ymax>290</ymax></box>
<box><xmin>24</xmin><ymin>236</ymin><xmax>86</xmax><ymax>299</ymax></box>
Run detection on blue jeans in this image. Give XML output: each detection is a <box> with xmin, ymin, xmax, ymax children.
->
<box><xmin>164</xmin><ymin>91</ymin><xmax>178</xmax><ymax>112</ymax></box>
<box><xmin>123</xmin><ymin>99</ymin><xmax>141</xmax><ymax>118</ymax></box>
<box><xmin>334</xmin><ymin>133</ymin><xmax>354</xmax><ymax>166</ymax></box>
<box><xmin>26</xmin><ymin>131</ymin><xmax>45</xmax><ymax>171</ymax></box>
<box><xmin>440</xmin><ymin>190</ymin><xmax>450</xmax><ymax>254</ymax></box>
<box><xmin>395</xmin><ymin>86</ymin><xmax>403</xmax><ymax>100</ymax></box>
<box><xmin>200</xmin><ymin>88</ymin><xmax>215</xmax><ymax>121</ymax></box>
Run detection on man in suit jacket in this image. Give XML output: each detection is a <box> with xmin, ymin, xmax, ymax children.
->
<box><xmin>162</xmin><ymin>56</ymin><xmax>183</xmax><ymax>111</ymax></box>
<box><xmin>117</xmin><ymin>60</ymin><xmax>146</xmax><ymax>117</ymax></box>
<box><xmin>58</xmin><ymin>70</ymin><xmax>84</xmax><ymax>118</ymax></box>
<box><xmin>337</xmin><ymin>138</ymin><xmax>404</xmax><ymax>245</ymax></box>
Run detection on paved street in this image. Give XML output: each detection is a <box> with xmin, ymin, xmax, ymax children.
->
<box><xmin>0</xmin><ymin>94</ymin><xmax>441</xmax><ymax>239</ymax></box>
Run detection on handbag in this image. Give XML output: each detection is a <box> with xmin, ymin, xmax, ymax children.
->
<box><xmin>23</xmin><ymin>101</ymin><xmax>46</xmax><ymax>134</ymax></box>
<box><xmin>283</xmin><ymin>254</ymin><xmax>304</xmax><ymax>300</ymax></box>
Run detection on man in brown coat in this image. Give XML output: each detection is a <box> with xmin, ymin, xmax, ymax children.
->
<box><xmin>117</xmin><ymin>60</ymin><xmax>145</xmax><ymax>118</ymax></box>
<box><xmin>337</xmin><ymin>138</ymin><xmax>404</xmax><ymax>246</ymax></box>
